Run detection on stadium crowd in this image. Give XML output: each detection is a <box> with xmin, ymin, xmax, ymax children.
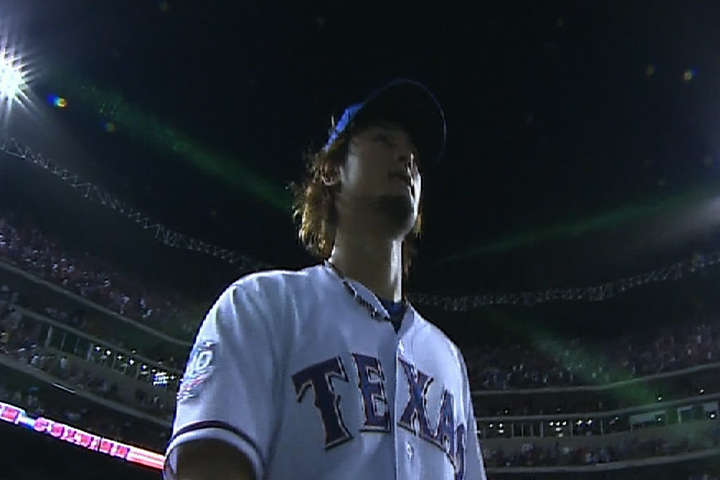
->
<box><xmin>484</xmin><ymin>425</ymin><xmax>720</xmax><ymax>468</ymax></box>
<box><xmin>4</xmin><ymin>209</ymin><xmax>720</xmax><ymax>394</ymax></box>
<box><xmin>3</xmin><ymin>210</ymin><xmax>720</xmax><ymax>478</ymax></box>
<box><xmin>0</xmin><ymin>212</ymin><xmax>197</xmax><ymax>339</ymax></box>
<box><xmin>0</xmin><ymin>291</ymin><xmax>175</xmax><ymax>422</ymax></box>
<box><xmin>0</xmin><ymin>284</ymin><xmax>183</xmax><ymax>371</ymax></box>
<box><xmin>0</xmin><ymin>375</ymin><xmax>169</xmax><ymax>452</ymax></box>
<box><xmin>466</xmin><ymin>319</ymin><xmax>720</xmax><ymax>391</ymax></box>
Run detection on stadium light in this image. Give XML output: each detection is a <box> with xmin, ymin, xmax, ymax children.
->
<box><xmin>0</xmin><ymin>42</ymin><xmax>29</xmax><ymax>115</ymax></box>
<box><xmin>0</xmin><ymin>54</ymin><xmax>23</xmax><ymax>100</ymax></box>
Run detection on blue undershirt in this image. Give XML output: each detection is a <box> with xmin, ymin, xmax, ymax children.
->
<box><xmin>378</xmin><ymin>298</ymin><xmax>406</xmax><ymax>333</ymax></box>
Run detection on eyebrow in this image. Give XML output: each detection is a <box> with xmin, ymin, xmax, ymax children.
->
<box><xmin>366</xmin><ymin>124</ymin><xmax>416</xmax><ymax>147</ymax></box>
<box><xmin>370</xmin><ymin>121</ymin><xmax>407</xmax><ymax>133</ymax></box>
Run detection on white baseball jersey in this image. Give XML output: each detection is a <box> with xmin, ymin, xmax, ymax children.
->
<box><xmin>163</xmin><ymin>263</ymin><xmax>486</xmax><ymax>480</ymax></box>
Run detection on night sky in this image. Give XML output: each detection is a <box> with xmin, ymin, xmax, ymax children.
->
<box><xmin>2</xmin><ymin>0</ymin><xmax>720</xmax><ymax>342</ymax></box>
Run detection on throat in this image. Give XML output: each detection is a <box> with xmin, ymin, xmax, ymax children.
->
<box><xmin>326</xmin><ymin>251</ymin><xmax>404</xmax><ymax>302</ymax></box>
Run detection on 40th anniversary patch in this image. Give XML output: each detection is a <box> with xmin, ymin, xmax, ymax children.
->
<box><xmin>177</xmin><ymin>340</ymin><xmax>217</xmax><ymax>402</ymax></box>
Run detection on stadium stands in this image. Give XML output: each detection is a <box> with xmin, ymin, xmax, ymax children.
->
<box><xmin>1</xmin><ymin>209</ymin><xmax>720</xmax><ymax>479</ymax></box>
<box><xmin>0</xmin><ymin>210</ymin><xmax>199</xmax><ymax>340</ymax></box>
<box><xmin>466</xmin><ymin>321</ymin><xmax>720</xmax><ymax>391</ymax></box>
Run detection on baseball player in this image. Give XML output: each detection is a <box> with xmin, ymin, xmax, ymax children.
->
<box><xmin>163</xmin><ymin>79</ymin><xmax>487</xmax><ymax>480</ymax></box>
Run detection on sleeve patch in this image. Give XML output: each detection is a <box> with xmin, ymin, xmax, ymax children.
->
<box><xmin>177</xmin><ymin>340</ymin><xmax>217</xmax><ymax>402</ymax></box>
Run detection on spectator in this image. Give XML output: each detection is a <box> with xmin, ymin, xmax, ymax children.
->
<box><xmin>0</xmin><ymin>211</ymin><xmax>201</xmax><ymax>340</ymax></box>
<box><xmin>467</xmin><ymin>316</ymin><xmax>720</xmax><ymax>392</ymax></box>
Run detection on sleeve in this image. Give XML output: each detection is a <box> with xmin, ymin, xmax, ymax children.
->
<box><xmin>163</xmin><ymin>278</ymin><xmax>286</xmax><ymax>480</ymax></box>
<box><xmin>464</xmin><ymin>393</ymin><xmax>487</xmax><ymax>480</ymax></box>
<box><xmin>460</xmin><ymin>352</ymin><xmax>487</xmax><ymax>480</ymax></box>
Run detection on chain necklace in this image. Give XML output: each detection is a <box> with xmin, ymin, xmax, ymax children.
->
<box><xmin>324</xmin><ymin>260</ymin><xmax>407</xmax><ymax>324</ymax></box>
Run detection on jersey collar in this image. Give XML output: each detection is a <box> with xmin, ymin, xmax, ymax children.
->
<box><xmin>321</xmin><ymin>262</ymin><xmax>415</xmax><ymax>328</ymax></box>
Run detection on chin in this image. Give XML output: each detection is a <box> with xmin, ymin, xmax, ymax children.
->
<box><xmin>376</xmin><ymin>195</ymin><xmax>417</xmax><ymax>235</ymax></box>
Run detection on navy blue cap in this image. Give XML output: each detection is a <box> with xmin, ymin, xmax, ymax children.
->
<box><xmin>324</xmin><ymin>78</ymin><xmax>447</xmax><ymax>164</ymax></box>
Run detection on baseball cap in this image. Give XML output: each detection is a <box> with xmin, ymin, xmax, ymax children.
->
<box><xmin>324</xmin><ymin>78</ymin><xmax>447</xmax><ymax>164</ymax></box>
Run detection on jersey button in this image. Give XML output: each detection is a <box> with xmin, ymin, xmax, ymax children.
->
<box><xmin>406</xmin><ymin>442</ymin><xmax>413</xmax><ymax>459</ymax></box>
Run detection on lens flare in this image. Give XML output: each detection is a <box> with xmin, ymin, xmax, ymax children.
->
<box><xmin>0</xmin><ymin>37</ymin><xmax>33</xmax><ymax>122</ymax></box>
<box><xmin>0</xmin><ymin>48</ymin><xmax>25</xmax><ymax>101</ymax></box>
<box><xmin>49</xmin><ymin>94</ymin><xmax>68</xmax><ymax>108</ymax></box>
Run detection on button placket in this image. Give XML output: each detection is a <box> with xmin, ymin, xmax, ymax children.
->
<box><xmin>395</xmin><ymin>334</ymin><xmax>406</xmax><ymax>477</ymax></box>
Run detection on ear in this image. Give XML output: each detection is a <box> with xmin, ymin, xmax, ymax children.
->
<box><xmin>320</xmin><ymin>165</ymin><xmax>340</xmax><ymax>187</ymax></box>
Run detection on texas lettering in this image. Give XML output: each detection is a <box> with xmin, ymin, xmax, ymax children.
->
<box><xmin>291</xmin><ymin>353</ymin><xmax>466</xmax><ymax>476</ymax></box>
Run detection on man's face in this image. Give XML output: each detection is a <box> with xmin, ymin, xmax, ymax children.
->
<box><xmin>335</xmin><ymin>121</ymin><xmax>422</xmax><ymax>234</ymax></box>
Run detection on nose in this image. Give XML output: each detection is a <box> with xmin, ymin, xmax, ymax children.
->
<box><xmin>397</xmin><ymin>149</ymin><xmax>416</xmax><ymax>171</ymax></box>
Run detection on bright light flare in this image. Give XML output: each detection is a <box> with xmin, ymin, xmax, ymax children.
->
<box><xmin>0</xmin><ymin>42</ymin><xmax>32</xmax><ymax>123</ymax></box>
<box><xmin>0</xmin><ymin>61</ymin><xmax>22</xmax><ymax>99</ymax></box>
<box><xmin>0</xmin><ymin>49</ymin><xmax>25</xmax><ymax>101</ymax></box>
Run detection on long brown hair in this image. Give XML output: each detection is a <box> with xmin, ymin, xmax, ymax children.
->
<box><xmin>290</xmin><ymin>124</ymin><xmax>423</xmax><ymax>279</ymax></box>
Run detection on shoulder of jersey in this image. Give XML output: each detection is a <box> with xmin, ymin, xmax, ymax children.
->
<box><xmin>229</xmin><ymin>263</ymin><xmax>322</xmax><ymax>294</ymax></box>
<box><xmin>416</xmin><ymin>314</ymin><xmax>468</xmax><ymax>368</ymax></box>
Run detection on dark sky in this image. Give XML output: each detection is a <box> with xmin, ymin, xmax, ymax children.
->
<box><xmin>2</xmin><ymin>0</ymin><xmax>720</xmax><ymax>341</ymax></box>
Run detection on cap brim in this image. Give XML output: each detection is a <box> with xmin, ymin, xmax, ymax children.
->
<box><xmin>352</xmin><ymin>79</ymin><xmax>447</xmax><ymax>165</ymax></box>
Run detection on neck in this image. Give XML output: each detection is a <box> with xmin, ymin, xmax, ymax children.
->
<box><xmin>328</xmin><ymin>229</ymin><xmax>404</xmax><ymax>302</ymax></box>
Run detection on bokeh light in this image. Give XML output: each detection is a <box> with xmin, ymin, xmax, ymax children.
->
<box><xmin>49</xmin><ymin>94</ymin><xmax>68</xmax><ymax>108</ymax></box>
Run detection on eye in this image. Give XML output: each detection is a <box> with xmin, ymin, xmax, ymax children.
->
<box><xmin>374</xmin><ymin>133</ymin><xmax>394</xmax><ymax>146</ymax></box>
